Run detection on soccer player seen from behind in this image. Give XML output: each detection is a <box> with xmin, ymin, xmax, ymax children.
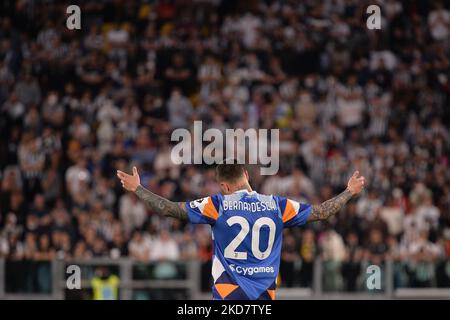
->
<box><xmin>116</xmin><ymin>163</ymin><xmax>365</xmax><ymax>300</ymax></box>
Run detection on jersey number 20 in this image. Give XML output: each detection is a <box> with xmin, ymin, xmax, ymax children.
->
<box><xmin>224</xmin><ymin>216</ymin><xmax>276</xmax><ymax>260</ymax></box>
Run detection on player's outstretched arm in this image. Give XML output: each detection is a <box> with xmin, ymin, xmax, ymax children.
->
<box><xmin>116</xmin><ymin>167</ymin><xmax>188</xmax><ymax>220</ymax></box>
<box><xmin>308</xmin><ymin>171</ymin><xmax>365</xmax><ymax>222</ymax></box>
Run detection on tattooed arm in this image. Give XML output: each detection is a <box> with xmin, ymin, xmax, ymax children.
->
<box><xmin>308</xmin><ymin>189</ymin><xmax>353</xmax><ymax>222</ymax></box>
<box><xmin>307</xmin><ymin>171</ymin><xmax>366</xmax><ymax>222</ymax></box>
<box><xmin>117</xmin><ymin>167</ymin><xmax>188</xmax><ymax>220</ymax></box>
<box><xmin>135</xmin><ymin>185</ymin><xmax>188</xmax><ymax>220</ymax></box>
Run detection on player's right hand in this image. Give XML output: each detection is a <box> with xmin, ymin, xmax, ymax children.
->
<box><xmin>346</xmin><ymin>171</ymin><xmax>365</xmax><ymax>196</ymax></box>
<box><xmin>117</xmin><ymin>166</ymin><xmax>140</xmax><ymax>192</ymax></box>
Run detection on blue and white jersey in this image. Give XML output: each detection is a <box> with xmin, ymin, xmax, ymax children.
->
<box><xmin>185</xmin><ymin>189</ymin><xmax>312</xmax><ymax>300</ymax></box>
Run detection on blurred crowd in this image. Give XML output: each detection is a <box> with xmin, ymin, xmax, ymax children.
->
<box><xmin>0</xmin><ymin>0</ymin><xmax>450</xmax><ymax>292</ymax></box>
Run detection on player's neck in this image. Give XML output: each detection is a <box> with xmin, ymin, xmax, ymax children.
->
<box><xmin>232</xmin><ymin>181</ymin><xmax>253</xmax><ymax>193</ymax></box>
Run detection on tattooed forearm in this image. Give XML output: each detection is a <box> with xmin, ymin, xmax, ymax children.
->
<box><xmin>308</xmin><ymin>189</ymin><xmax>353</xmax><ymax>222</ymax></box>
<box><xmin>135</xmin><ymin>185</ymin><xmax>188</xmax><ymax>220</ymax></box>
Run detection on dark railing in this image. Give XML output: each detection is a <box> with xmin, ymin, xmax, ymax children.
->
<box><xmin>1</xmin><ymin>258</ymin><xmax>449</xmax><ymax>299</ymax></box>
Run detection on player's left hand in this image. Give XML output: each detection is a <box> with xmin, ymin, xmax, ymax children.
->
<box><xmin>117</xmin><ymin>166</ymin><xmax>140</xmax><ymax>192</ymax></box>
<box><xmin>346</xmin><ymin>170</ymin><xmax>366</xmax><ymax>196</ymax></box>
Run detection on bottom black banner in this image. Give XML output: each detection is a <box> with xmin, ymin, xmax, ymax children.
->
<box><xmin>1</xmin><ymin>300</ymin><xmax>449</xmax><ymax>319</ymax></box>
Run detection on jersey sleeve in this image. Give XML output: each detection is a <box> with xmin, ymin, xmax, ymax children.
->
<box><xmin>275</xmin><ymin>196</ymin><xmax>312</xmax><ymax>228</ymax></box>
<box><xmin>185</xmin><ymin>194</ymin><xmax>221</xmax><ymax>225</ymax></box>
